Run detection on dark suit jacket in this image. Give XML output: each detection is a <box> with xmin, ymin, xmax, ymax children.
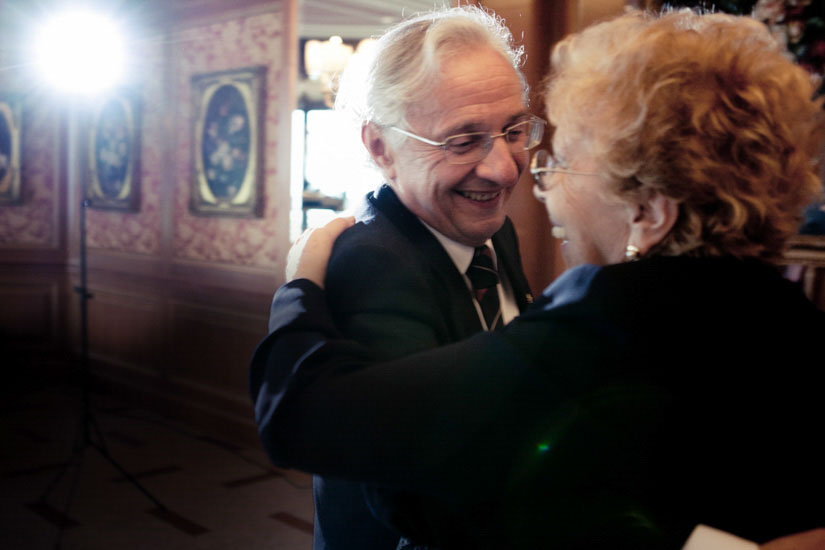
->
<box><xmin>251</xmin><ymin>255</ymin><xmax>825</xmax><ymax>549</ymax></box>
<box><xmin>307</xmin><ymin>184</ymin><xmax>532</xmax><ymax>550</ymax></box>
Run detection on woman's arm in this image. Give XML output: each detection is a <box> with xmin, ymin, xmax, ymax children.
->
<box><xmin>250</xmin><ymin>277</ymin><xmax>542</xmax><ymax>494</ymax></box>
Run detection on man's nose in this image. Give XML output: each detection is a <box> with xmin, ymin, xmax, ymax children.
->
<box><xmin>474</xmin><ymin>136</ymin><xmax>520</xmax><ymax>184</ymax></box>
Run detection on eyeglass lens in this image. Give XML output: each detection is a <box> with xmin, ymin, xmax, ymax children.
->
<box><xmin>532</xmin><ymin>149</ymin><xmax>550</xmax><ymax>171</ymax></box>
<box><xmin>444</xmin><ymin>119</ymin><xmax>543</xmax><ymax>164</ymax></box>
<box><xmin>530</xmin><ymin>150</ymin><xmax>553</xmax><ymax>190</ymax></box>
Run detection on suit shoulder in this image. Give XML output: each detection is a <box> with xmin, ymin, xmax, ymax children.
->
<box><xmin>330</xmin><ymin>208</ymin><xmax>415</xmax><ymax>263</ymax></box>
<box><xmin>496</xmin><ymin>217</ymin><xmax>518</xmax><ymax>240</ymax></box>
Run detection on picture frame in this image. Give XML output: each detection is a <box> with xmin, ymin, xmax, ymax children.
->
<box><xmin>86</xmin><ymin>91</ymin><xmax>141</xmax><ymax>211</ymax></box>
<box><xmin>190</xmin><ymin>66</ymin><xmax>266</xmax><ymax>217</ymax></box>
<box><xmin>0</xmin><ymin>94</ymin><xmax>22</xmax><ymax>206</ymax></box>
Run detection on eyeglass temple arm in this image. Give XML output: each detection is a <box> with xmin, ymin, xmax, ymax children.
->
<box><xmin>388</xmin><ymin>126</ymin><xmax>443</xmax><ymax>146</ymax></box>
<box><xmin>391</xmin><ymin>118</ymin><xmax>543</xmax><ymax>148</ymax></box>
<box><xmin>530</xmin><ymin>166</ymin><xmax>600</xmax><ymax>177</ymax></box>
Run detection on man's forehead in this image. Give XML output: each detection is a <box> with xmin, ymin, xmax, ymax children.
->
<box><xmin>405</xmin><ymin>55</ymin><xmax>527</xmax><ymax>136</ymax></box>
<box><xmin>416</xmin><ymin>101</ymin><xmax>529</xmax><ymax>138</ymax></box>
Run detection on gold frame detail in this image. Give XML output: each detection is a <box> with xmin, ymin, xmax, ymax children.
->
<box><xmin>86</xmin><ymin>92</ymin><xmax>141</xmax><ymax>211</ymax></box>
<box><xmin>190</xmin><ymin>66</ymin><xmax>266</xmax><ymax>217</ymax></box>
<box><xmin>0</xmin><ymin>94</ymin><xmax>22</xmax><ymax>206</ymax></box>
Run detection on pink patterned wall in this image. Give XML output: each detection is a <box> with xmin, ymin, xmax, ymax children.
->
<box><xmin>84</xmin><ymin>40</ymin><xmax>164</xmax><ymax>255</ymax></box>
<box><xmin>172</xmin><ymin>12</ymin><xmax>286</xmax><ymax>268</ymax></box>
<box><xmin>0</xmin><ymin>104</ymin><xmax>58</xmax><ymax>247</ymax></box>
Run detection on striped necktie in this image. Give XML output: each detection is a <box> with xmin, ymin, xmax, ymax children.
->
<box><xmin>466</xmin><ymin>245</ymin><xmax>501</xmax><ymax>330</ymax></box>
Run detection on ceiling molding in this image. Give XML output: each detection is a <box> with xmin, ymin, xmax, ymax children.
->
<box><xmin>299</xmin><ymin>0</ymin><xmax>440</xmax><ymax>40</ymax></box>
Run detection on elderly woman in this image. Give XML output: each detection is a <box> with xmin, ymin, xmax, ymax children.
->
<box><xmin>251</xmin><ymin>9</ymin><xmax>825</xmax><ymax>550</ymax></box>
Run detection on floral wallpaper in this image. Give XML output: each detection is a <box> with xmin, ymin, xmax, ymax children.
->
<box><xmin>0</xmin><ymin>103</ymin><xmax>58</xmax><ymax>246</ymax></box>
<box><xmin>84</xmin><ymin>40</ymin><xmax>164</xmax><ymax>254</ymax></box>
<box><xmin>172</xmin><ymin>12</ymin><xmax>287</xmax><ymax>267</ymax></box>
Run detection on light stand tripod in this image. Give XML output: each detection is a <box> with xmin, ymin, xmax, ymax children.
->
<box><xmin>36</xmin><ymin>197</ymin><xmax>167</xmax><ymax>548</ymax></box>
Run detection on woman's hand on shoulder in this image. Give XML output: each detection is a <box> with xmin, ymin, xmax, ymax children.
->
<box><xmin>285</xmin><ymin>216</ymin><xmax>356</xmax><ymax>288</ymax></box>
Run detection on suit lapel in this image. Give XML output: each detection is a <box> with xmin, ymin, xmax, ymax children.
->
<box><xmin>368</xmin><ymin>185</ymin><xmax>534</xmax><ymax>329</ymax></box>
<box><xmin>492</xmin><ymin>220</ymin><xmax>533</xmax><ymax>312</ymax></box>
<box><xmin>370</xmin><ymin>185</ymin><xmax>483</xmax><ymax>336</ymax></box>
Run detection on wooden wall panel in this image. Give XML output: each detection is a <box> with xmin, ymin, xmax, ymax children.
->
<box><xmin>168</xmin><ymin>300</ymin><xmax>267</xmax><ymax>397</ymax></box>
<box><xmin>80</xmin><ymin>284</ymin><xmax>268</xmax><ymax>447</ymax></box>
<box><xmin>0</xmin><ymin>282</ymin><xmax>59</xmax><ymax>344</ymax></box>
<box><xmin>568</xmin><ymin>0</ymin><xmax>627</xmax><ymax>31</ymax></box>
<box><xmin>85</xmin><ymin>287</ymin><xmax>165</xmax><ymax>371</ymax></box>
<box><xmin>0</xmin><ymin>261</ymin><xmax>68</xmax><ymax>355</ymax></box>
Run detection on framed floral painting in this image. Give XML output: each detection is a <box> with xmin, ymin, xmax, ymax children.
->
<box><xmin>190</xmin><ymin>66</ymin><xmax>266</xmax><ymax>217</ymax></box>
<box><xmin>86</xmin><ymin>91</ymin><xmax>141</xmax><ymax>211</ymax></box>
<box><xmin>0</xmin><ymin>94</ymin><xmax>22</xmax><ymax>206</ymax></box>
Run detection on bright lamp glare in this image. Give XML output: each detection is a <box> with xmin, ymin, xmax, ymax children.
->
<box><xmin>34</xmin><ymin>11</ymin><xmax>125</xmax><ymax>95</ymax></box>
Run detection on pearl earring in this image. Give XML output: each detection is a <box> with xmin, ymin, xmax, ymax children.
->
<box><xmin>625</xmin><ymin>244</ymin><xmax>641</xmax><ymax>262</ymax></box>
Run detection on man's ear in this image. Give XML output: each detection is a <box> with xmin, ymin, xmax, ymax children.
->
<box><xmin>627</xmin><ymin>191</ymin><xmax>679</xmax><ymax>255</ymax></box>
<box><xmin>362</xmin><ymin>123</ymin><xmax>396</xmax><ymax>181</ymax></box>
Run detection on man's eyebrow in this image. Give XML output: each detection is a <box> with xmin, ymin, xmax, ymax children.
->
<box><xmin>441</xmin><ymin>112</ymin><xmax>531</xmax><ymax>137</ymax></box>
<box><xmin>440</xmin><ymin>122</ymin><xmax>485</xmax><ymax>137</ymax></box>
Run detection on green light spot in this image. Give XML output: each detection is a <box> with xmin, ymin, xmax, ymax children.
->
<box><xmin>537</xmin><ymin>442</ymin><xmax>550</xmax><ymax>453</ymax></box>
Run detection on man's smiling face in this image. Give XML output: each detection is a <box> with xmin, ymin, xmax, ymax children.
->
<box><xmin>383</xmin><ymin>46</ymin><xmax>528</xmax><ymax>247</ymax></box>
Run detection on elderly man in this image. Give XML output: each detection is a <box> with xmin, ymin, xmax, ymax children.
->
<box><xmin>297</xmin><ymin>6</ymin><xmax>538</xmax><ymax>550</ymax></box>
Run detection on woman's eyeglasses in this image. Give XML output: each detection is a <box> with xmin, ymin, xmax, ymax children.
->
<box><xmin>530</xmin><ymin>149</ymin><xmax>600</xmax><ymax>191</ymax></box>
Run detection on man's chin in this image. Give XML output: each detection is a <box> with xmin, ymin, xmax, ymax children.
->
<box><xmin>459</xmin><ymin>217</ymin><xmax>508</xmax><ymax>247</ymax></box>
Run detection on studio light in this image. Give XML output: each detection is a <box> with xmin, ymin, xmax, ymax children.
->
<box><xmin>31</xmin><ymin>9</ymin><xmax>167</xmax><ymax>548</ymax></box>
<box><xmin>33</xmin><ymin>10</ymin><xmax>125</xmax><ymax>95</ymax></box>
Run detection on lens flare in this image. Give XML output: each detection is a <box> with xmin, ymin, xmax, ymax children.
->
<box><xmin>34</xmin><ymin>11</ymin><xmax>125</xmax><ymax>95</ymax></box>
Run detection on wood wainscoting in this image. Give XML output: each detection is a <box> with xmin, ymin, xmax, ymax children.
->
<box><xmin>0</xmin><ymin>264</ymin><xmax>67</xmax><ymax>353</ymax></box>
<box><xmin>75</xmin><ymin>252</ymin><xmax>276</xmax><ymax>448</ymax></box>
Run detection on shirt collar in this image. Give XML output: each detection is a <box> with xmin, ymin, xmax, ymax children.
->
<box><xmin>419</xmin><ymin>221</ymin><xmax>495</xmax><ymax>274</ymax></box>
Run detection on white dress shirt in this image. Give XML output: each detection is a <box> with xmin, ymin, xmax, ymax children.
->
<box><xmin>421</xmin><ymin>223</ymin><xmax>519</xmax><ymax>329</ymax></box>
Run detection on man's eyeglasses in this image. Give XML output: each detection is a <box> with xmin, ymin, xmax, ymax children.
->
<box><xmin>530</xmin><ymin>149</ymin><xmax>600</xmax><ymax>191</ymax></box>
<box><xmin>389</xmin><ymin>116</ymin><xmax>546</xmax><ymax>165</ymax></box>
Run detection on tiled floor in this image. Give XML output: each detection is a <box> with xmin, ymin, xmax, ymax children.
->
<box><xmin>0</xmin><ymin>357</ymin><xmax>314</xmax><ymax>550</ymax></box>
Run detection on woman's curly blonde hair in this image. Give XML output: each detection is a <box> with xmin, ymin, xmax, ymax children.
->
<box><xmin>545</xmin><ymin>8</ymin><xmax>825</xmax><ymax>259</ymax></box>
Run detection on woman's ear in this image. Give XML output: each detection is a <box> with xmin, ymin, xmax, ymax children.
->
<box><xmin>627</xmin><ymin>192</ymin><xmax>679</xmax><ymax>255</ymax></box>
<box><xmin>362</xmin><ymin>123</ymin><xmax>396</xmax><ymax>181</ymax></box>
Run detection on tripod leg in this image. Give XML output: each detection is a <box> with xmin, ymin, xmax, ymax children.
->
<box><xmin>51</xmin><ymin>446</ymin><xmax>87</xmax><ymax>549</ymax></box>
<box><xmin>86</xmin><ymin>402</ymin><xmax>109</xmax><ymax>454</ymax></box>
<box><xmin>37</xmin><ymin>455</ymin><xmax>77</xmax><ymax>504</ymax></box>
<box><xmin>89</xmin><ymin>440</ymin><xmax>167</xmax><ymax>512</ymax></box>
<box><xmin>38</xmin><ymin>406</ymin><xmax>86</xmax><ymax>504</ymax></box>
<box><xmin>64</xmin><ymin>199</ymin><xmax>167</xmax><ymax>517</ymax></box>
<box><xmin>83</xmin><ymin>399</ymin><xmax>168</xmax><ymax>512</ymax></box>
